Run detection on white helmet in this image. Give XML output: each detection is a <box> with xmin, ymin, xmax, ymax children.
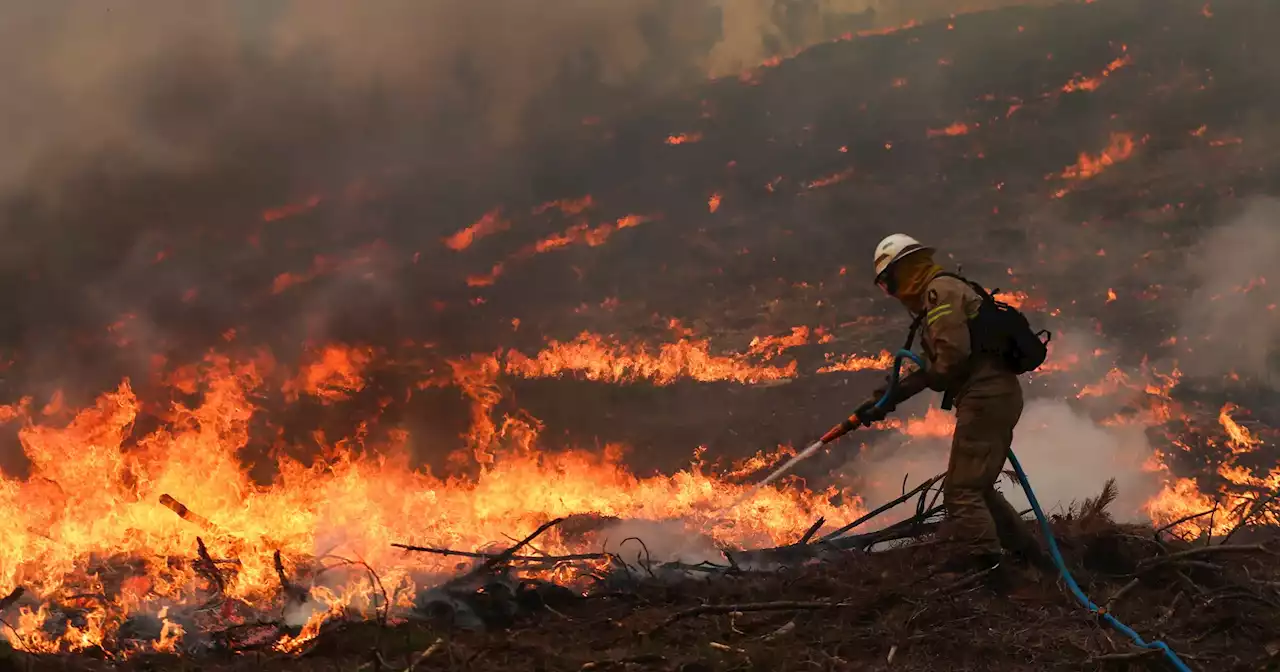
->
<box><xmin>873</xmin><ymin>234</ymin><xmax>934</xmax><ymax>284</ymax></box>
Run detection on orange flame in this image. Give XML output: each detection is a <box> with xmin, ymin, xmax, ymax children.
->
<box><xmin>1060</xmin><ymin>53</ymin><xmax>1132</xmax><ymax>93</ymax></box>
<box><xmin>444</xmin><ymin>208</ymin><xmax>510</xmax><ymax>251</ymax></box>
<box><xmin>817</xmin><ymin>351</ymin><xmax>895</xmax><ymax>374</ymax></box>
<box><xmin>665</xmin><ymin>133</ymin><xmax>704</xmax><ymax>146</ymax></box>
<box><xmin>926</xmin><ymin>122</ymin><xmax>971</xmax><ymax>138</ymax></box>
<box><xmin>505</xmin><ymin>332</ymin><xmax>795</xmax><ymax>385</ymax></box>
<box><xmin>262</xmin><ymin>195</ymin><xmax>322</xmax><ymax>223</ymax></box>
<box><xmin>0</xmin><ymin>350</ymin><xmax>850</xmax><ymax>653</ymax></box>
<box><xmin>746</xmin><ymin>326</ymin><xmax>811</xmax><ymax>361</ymax></box>
<box><xmin>1059</xmin><ymin>133</ymin><xmax>1135</xmax><ymax>181</ymax></box>
<box><xmin>805</xmin><ymin>168</ymin><xmax>855</xmax><ymax>190</ymax></box>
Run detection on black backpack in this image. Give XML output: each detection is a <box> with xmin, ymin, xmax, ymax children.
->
<box><xmin>931</xmin><ymin>272</ymin><xmax>1052</xmax><ymax>374</ymax></box>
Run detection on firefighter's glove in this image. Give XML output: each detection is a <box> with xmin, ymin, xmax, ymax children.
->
<box><xmin>858</xmin><ymin>404</ymin><xmax>889</xmax><ymax>426</ymax></box>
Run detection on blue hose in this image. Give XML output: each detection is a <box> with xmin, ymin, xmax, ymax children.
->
<box><xmin>879</xmin><ymin>348</ymin><xmax>1192</xmax><ymax>671</ymax></box>
<box><xmin>1007</xmin><ymin>451</ymin><xmax>1192</xmax><ymax>671</ymax></box>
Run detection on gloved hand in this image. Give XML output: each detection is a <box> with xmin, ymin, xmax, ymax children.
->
<box><xmin>858</xmin><ymin>404</ymin><xmax>888</xmax><ymax>426</ymax></box>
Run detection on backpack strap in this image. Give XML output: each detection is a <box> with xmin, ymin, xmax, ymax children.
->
<box><xmin>902</xmin><ymin>311</ymin><xmax>925</xmax><ymax>351</ymax></box>
<box><xmin>935</xmin><ymin>271</ymin><xmax>995</xmax><ymax>302</ymax></box>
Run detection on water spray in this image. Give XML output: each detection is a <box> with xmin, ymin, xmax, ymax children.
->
<box><xmin>712</xmin><ymin>349</ymin><xmax>924</xmax><ymax>519</ymax></box>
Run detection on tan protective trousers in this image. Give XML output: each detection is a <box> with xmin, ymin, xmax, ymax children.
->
<box><xmin>942</xmin><ymin>376</ymin><xmax>1031</xmax><ymax>555</ymax></box>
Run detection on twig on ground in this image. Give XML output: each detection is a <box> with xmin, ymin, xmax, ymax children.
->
<box><xmin>819</xmin><ymin>474</ymin><xmax>945</xmax><ymax>542</ymax></box>
<box><xmin>481</xmin><ymin>518</ymin><xmax>566</xmax><ymax>572</ymax></box>
<box><xmin>1221</xmin><ymin>493</ymin><xmax>1277</xmax><ymax>545</ymax></box>
<box><xmin>1100</xmin><ymin>578</ymin><xmax>1140</xmax><ymax>615</ymax></box>
<box><xmin>1087</xmin><ymin>648</ymin><xmax>1160</xmax><ymax>663</ymax></box>
<box><xmin>620</xmin><ymin>537</ymin><xmax>655</xmax><ymax>577</ymax></box>
<box><xmin>1154</xmin><ymin>508</ymin><xmax>1216</xmax><ymax>539</ymax></box>
<box><xmin>390</xmin><ymin>544</ymin><xmax>605</xmax><ymax>563</ymax></box>
<box><xmin>402</xmin><ymin>637</ymin><xmax>445</xmax><ymax>671</ymax></box>
<box><xmin>1138</xmin><ymin>543</ymin><xmax>1269</xmax><ymax>570</ymax></box>
<box><xmin>645</xmin><ymin>600</ymin><xmax>850</xmax><ymax>634</ymax></box>
<box><xmin>580</xmin><ymin>654</ymin><xmax>666</xmax><ymax>670</ymax></box>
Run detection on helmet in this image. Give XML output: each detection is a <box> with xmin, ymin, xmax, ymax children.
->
<box><xmin>872</xmin><ymin>234</ymin><xmax>934</xmax><ymax>291</ymax></box>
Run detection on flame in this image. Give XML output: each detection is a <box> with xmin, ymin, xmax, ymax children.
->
<box><xmin>262</xmin><ymin>195</ymin><xmax>322</xmax><ymax>223</ymax></box>
<box><xmin>746</xmin><ymin>326</ymin><xmax>810</xmax><ymax>360</ymax></box>
<box><xmin>817</xmin><ymin>351</ymin><xmax>894</xmax><ymax>374</ymax></box>
<box><xmin>504</xmin><ymin>332</ymin><xmax>796</xmax><ymax>385</ymax></box>
<box><xmin>805</xmin><ymin>168</ymin><xmax>855</xmax><ymax>190</ymax></box>
<box><xmin>271</xmin><ymin>250</ymin><xmax>372</xmax><ymax>295</ymax></box>
<box><xmin>0</xmin><ymin>350</ymin><xmax>846</xmax><ymax>654</ymax></box>
<box><xmin>1217</xmin><ymin>403</ymin><xmax>1260</xmax><ymax>453</ymax></box>
<box><xmin>281</xmin><ymin>345</ymin><xmax>375</xmax><ymax>403</ymax></box>
<box><xmin>926</xmin><ymin>122</ymin><xmax>971</xmax><ymax>138</ymax></box>
<box><xmin>526</xmin><ymin>215</ymin><xmax>651</xmax><ymax>255</ymax></box>
<box><xmin>533</xmin><ymin>195</ymin><xmax>594</xmax><ymax>217</ymax></box>
<box><xmin>1060</xmin><ymin>53</ymin><xmax>1132</xmax><ymax>93</ymax></box>
<box><xmin>1106</xmin><ymin>288</ymin><xmax>1117</xmax><ymax>303</ymax></box>
<box><xmin>466</xmin><ymin>263</ymin><xmax>505</xmax><ymax>287</ymax></box>
<box><xmin>1058</xmin><ymin>133</ymin><xmax>1135</xmax><ymax>181</ymax></box>
<box><xmin>897</xmin><ymin>407</ymin><xmax>956</xmax><ymax>439</ymax></box>
<box><xmin>856</xmin><ymin>19</ymin><xmax>919</xmax><ymax>37</ymax></box>
<box><xmin>708</xmin><ymin>193</ymin><xmax>722</xmax><ymax>213</ymax></box>
<box><xmin>665</xmin><ymin>133</ymin><xmax>703</xmax><ymax>146</ymax></box>
<box><xmin>444</xmin><ymin>208</ymin><xmax>510</xmax><ymax>251</ymax></box>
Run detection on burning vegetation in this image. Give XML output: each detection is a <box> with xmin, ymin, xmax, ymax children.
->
<box><xmin>3</xmin><ymin>0</ymin><xmax>1280</xmax><ymax>669</ymax></box>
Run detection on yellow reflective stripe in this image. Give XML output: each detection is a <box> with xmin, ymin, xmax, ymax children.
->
<box><xmin>926</xmin><ymin>308</ymin><xmax>954</xmax><ymax>326</ymax></box>
<box><xmin>926</xmin><ymin>303</ymin><xmax>952</xmax><ymax>318</ymax></box>
<box><xmin>966</xmin><ymin>307</ymin><xmax>979</xmax><ymax>319</ymax></box>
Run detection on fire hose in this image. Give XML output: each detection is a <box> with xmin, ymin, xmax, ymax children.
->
<box><xmin>734</xmin><ymin>348</ymin><xmax>1193</xmax><ymax>671</ymax></box>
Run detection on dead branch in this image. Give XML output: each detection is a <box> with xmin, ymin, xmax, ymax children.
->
<box><xmin>195</xmin><ymin>537</ymin><xmax>226</xmax><ymax>597</ymax></box>
<box><xmin>646</xmin><ymin>600</ymin><xmax>851</xmax><ymax>634</ymax></box>
<box><xmin>1099</xmin><ymin>578</ymin><xmax>1140</xmax><ymax>615</ymax></box>
<box><xmin>1154</xmin><ymin>508</ymin><xmax>1216</xmax><ymax>539</ymax></box>
<box><xmin>390</xmin><ymin>544</ymin><xmax>605</xmax><ymax>564</ymax></box>
<box><xmin>482</xmin><ymin>517</ymin><xmax>566</xmax><ymax>572</ymax></box>
<box><xmin>1221</xmin><ymin>493</ymin><xmax>1277</xmax><ymax>544</ymax></box>
<box><xmin>0</xmin><ymin>586</ymin><xmax>23</xmax><ymax>612</ymax></box>
<box><xmin>159</xmin><ymin>494</ymin><xmax>216</xmax><ymax>531</ymax></box>
<box><xmin>403</xmin><ymin>637</ymin><xmax>445</xmax><ymax>671</ymax></box>
<box><xmin>580</xmin><ymin>653</ymin><xmax>666</xmax><ymax>670</ymax></box>
<box><xmin>273</xmin><ymin>550</ymin><xmax>310</xmax><ymax>606</ymax></box>
<box><xmin>1087</xmin><ymin>648</ymin><xmax>1160</xmax><ymax>664</ymax></box>
<box><xmin>798</xmin><ymin>517</ymin><xmax>825</xmax><ymax>544</ymax></box>
<box><xmin>818</xmin><ymin>473</ymin><xmax>944</xmax><ymax>542</ymax></box>
<box><xmin>1138</xmin><ymin>543</ymin><xmax>1270</xmax><ymax>570</ymax></box>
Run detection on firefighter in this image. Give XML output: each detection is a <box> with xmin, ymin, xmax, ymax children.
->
<box><xmin>861</xmin><ymin>234</ymin><xmax>1043</xmax><ymax>573</ymax></box>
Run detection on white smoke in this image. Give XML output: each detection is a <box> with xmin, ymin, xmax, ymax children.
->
<box><xmin>1175</xmin><ymin>197</ymin><xmax>1280</xmax><ymax>385</ymax></box>
<box><xmin>842</xmin><ymin>398</ymin><xmax>1164</xmax><ymax>527</ymax></box>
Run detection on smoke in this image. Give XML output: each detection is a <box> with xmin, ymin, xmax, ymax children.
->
<box><xmin>1175</xmin><ymin>197</ymin><xmax>1280</xmax><ymax>384</ymax></box>
<box><xmin>593</xmin><ymin>518</ymin><xmax>725</xmax><ymax>565</ymax></box>
<box><xmin>842</xmin><ymin>398</ymin><xmax>1164</xmax><ymax>526</ymax></box>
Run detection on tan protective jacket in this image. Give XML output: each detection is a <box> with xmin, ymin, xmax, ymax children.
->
<box><xmin>919</xmin><ymin>274</ymin><xmax>1019</xmax><ymax>403</ymax></box>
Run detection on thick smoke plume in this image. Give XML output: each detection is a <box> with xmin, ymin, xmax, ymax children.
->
<box><xmin>0</xmin><ymin>0</ymin><xmax>1042</xmax><ymax>195</ymax></box>
<box><xmin>1176</xmin><ymin>197</ymin><xmax>1280</xmax><ymax>384</ymax></box>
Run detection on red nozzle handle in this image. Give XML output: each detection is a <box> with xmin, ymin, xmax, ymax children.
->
<box><xmin>820</xmin><ymin>416</ymin><xmax>860</xmax><ymax>444</ymax></box>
